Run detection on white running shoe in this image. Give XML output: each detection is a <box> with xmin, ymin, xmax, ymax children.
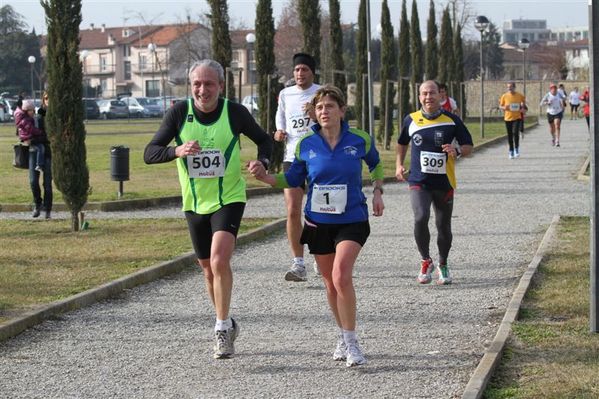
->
<box><xmin>333</xmin><ymin>337</ymin><xmax>347</xmax><ymax>361</ymax></box>
<box><xmin>213</xmin><ymin>318</ymin><xmax>239</xmax><ymax>359</ymax></box>
<box><xmin>285</xmin><ymin>262</ymin><xmax>307</xmax><ymax>282</ymax></box>
<box><xmin>346</xmin><ymin>342</ymin><xmax>367</xmax><ymax>367</ymax></box>
<box><xmin>417</xmin><ymin>258</ymin><xmax>434</xmax><ymax>284</ymax></box>
<box><xmin>436</xmin><ymin>264</ymin><xmax>453</xmax><ymax>285</ymax></box>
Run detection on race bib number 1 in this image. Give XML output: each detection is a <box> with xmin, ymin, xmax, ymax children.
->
<box><xmin>420</xmin><ymin>151</ymin><xmax>447</xmax><ymax>174</ymax></box>
<box><xmin>187</xmin><ymin>150</ymin><xmax>225</xmax><ymax>178</ymax></box>
<box><xmin>311</xmin><ymin>184</ymin><xmax>347</xmax><ymax>214</ymax></box>
<box><xmin>509</xmin><ymin>103</ymin><xmax>520</xmax><ymax>111</ymax></box>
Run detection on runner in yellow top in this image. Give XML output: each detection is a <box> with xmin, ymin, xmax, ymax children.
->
<box><xmin>499</xmin><ymin>82</ymin><xmax>527</xmax><ymax>159</ymax></box>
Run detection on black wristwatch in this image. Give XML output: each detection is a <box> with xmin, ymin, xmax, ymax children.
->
<box><xmin>373</xmin><ymin>186</ymin><xmax>384</xmax><ymax>194</ymax></box>
<box><xmin>259</xmin><ymin>158</ymin><xmax>270</xmax><ymax>169</ymax></box>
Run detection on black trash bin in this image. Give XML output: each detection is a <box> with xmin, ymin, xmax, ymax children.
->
<box><xmin>110</xmin><ymin>146</ymin><xmax>129</xmax><ymax>198</ymax></box>
<box><xmin>110</xmin><ymin>145</ymin><xmax>130</xmax><ymax>181</ymax></box>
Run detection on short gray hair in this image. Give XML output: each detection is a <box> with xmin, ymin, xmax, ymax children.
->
<box><xmin>188</xmin><ymin>59</ymin><xmax>225</xmax><ymax>83</ymax></box>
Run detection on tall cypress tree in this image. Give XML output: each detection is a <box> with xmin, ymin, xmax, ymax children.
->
<box><xmin>377</xmin><ymin>0</ymin><xmax>396</xmax><ymax>148</ymax></box>
<box><xmin>484</xmin><ymin>22</ymin><xmax>504</xmax><ymax>79</ymax></box>
<box><xmin>410</xmin><ymin>0</ymin><xmax>423</xmax><ymax>86</ymax></box>
<box><xmin>41</xmin><ymin>0</ymin><xmax>89</xmax><ymax>231</ymax></box>
<box><xmin>424</xmin><ymin>0</ymin><xmax>437</xmax><ymax>80</ymax></box>
<box><xmin>398</xmin><ymin>0</ymin><xmax>411</xmax><ymax>121</ymax></box>
<box><xmin>452</xmin><ymin>23</ymin><xmax>464</xmax><ymax>114</ymax></box>
<box><xmin>437</xmin><ymin>7</ymin><xmax>453</xmax><ymax>87</ymax></box>
<box><xmin>328</xmin><ymin>0</ymin><xmax>346</xmax><ymax>96</ymax></box>
<box><xmin>298</xmin><ymin>0</ymin><xmax>321</xmax><ymax>69</ymax></box>
<box><xmin>355</xmin><ymin>0</ymin><xmax>368</xmax><ymax>130</ymax></box>
<box><xmin>208</xmin><ymin>0</ymin><xmax>235</xmax><ymax>99</ymax></box>
<box><xmin>255</xmin><ymin>0</ymin><xmax>282</xmax><ymax>171</ymax></box>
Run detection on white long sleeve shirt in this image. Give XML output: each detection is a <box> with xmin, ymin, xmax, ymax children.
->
<box><xmin>275</xmin><ymin>84</ymin><xmax>321</xmax><ymax>162</ymax></box>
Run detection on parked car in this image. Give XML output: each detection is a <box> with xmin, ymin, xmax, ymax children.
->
<box><xmin>122</xmin><ymin>96</ymin><xmax>163</xmax><ymax>118</ymax></box>
<box><xmin>97</xmin><ymin>99</ymin><xmax>129</xmax><ymax>119</ymax></box>
<box><xmin>136</xmin><ymin>97</ymin><xmax>164</xmax><ymax>117</ymax></box>
<box><xmin>242</xmin><ymin>95</ymin><xmax>259</xmax><ymax>115</ymax></box>
<box><xmin>83</xmin><ymin>98</ymin><xmax>100</xmax><ymax>119</ymax></box>
<box><xmin>151</xmin><ymin>96</ymin><xmax>178</xmax><ymax>114</ymax></box>
<box><xmin>120</xmin><ymin>97</ymin><xmax>147</xmax><ymax>118</ymax></box>
<box><xmin>0</xmin><ymin>94</ymin><xmax>17</xmax><ymax>122</ymax></box>
<box><xmin>0</xmin><ymin>98</ymin><xmax>11</xmax><ymax>122</ymax></box>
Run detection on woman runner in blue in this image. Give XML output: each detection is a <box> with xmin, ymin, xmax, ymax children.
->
<box><xmin>248</xmin><ymin>85</ymin><xmax>384</xmax><ymax>367</ymax></box>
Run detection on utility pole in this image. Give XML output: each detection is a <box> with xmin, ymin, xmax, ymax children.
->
<box><xmin>590</xmin><ymin>0</ymin><xmax>598</xmax><ymax>333</ymax></box>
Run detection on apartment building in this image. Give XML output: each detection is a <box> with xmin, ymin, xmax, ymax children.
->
<box><xmin>78</xmin><ymin>23</ymin><xmax>211</xmax><ymax>98</ymax></box>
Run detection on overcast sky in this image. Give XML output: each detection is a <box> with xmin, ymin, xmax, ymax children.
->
<box><xmin>3</xmin><ymin>0</ymin><xmax>590</xmax><ymax>38</ymax></box>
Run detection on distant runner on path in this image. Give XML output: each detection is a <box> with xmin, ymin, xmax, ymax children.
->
<box><xmin>144</xmin><ymin>59</ymin><xmax>273</xmax><ymax>360</ymax></box>
<box><xmin>395</xmin><ymin>80</ymin><xmax>473</xmax><ymax>286</ymax></box>
<box><xmin>540</xmin><ymin>83</ymin><xmax>566</xmax><ymax>147</ymax></box>
<box><xmin>499</xmin><ymin>82</ymin><xmax>527</xmax><ymax>159</ymax></box>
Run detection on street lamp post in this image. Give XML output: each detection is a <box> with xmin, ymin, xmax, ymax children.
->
<box><xmin>518</xmin><ymin>38</ymin><xmax>530</xmax><ymax>97</ymax></box>
<box><xmin>245</xmin><ymin>33</ymin><xmax>256</xmax><ymax>116</ymax></box>
<box><xmin>147</xmin><ymin>43</ymin><xmax>156</xmax><ymax>98</ymax></box>
<box><xmin>28</xmin><ymin>55</ymin><xmax>36</xmax><ymax>104</ymax></box>
<box><xmin>475</xmin><ymin>15</ymin><xmax>490</xmax><ymax>138</ymax></box>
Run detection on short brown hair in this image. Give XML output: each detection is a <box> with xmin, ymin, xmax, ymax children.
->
<box><xmin>310</xmin><ymin>84</ymin><xmax>346</xmax><ymax>109</ymax></box>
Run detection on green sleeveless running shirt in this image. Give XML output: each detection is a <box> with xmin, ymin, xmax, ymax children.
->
<box><xmin>175</xmin><ymin>98</ymin><xmax>246</xmax><ymax>214</ymax></box>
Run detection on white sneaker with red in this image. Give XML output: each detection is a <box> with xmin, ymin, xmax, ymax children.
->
<box><xmin>417</xmin><ymin>258</ymin><xmax>434</xmax><ymax>284</ymax></box>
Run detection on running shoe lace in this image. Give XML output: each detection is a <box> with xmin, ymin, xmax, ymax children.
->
<box><xmin>420</xmin><ymin>259</ymin><xmax>433</xmax><ymax>274</ymax></box>
<box><xmin>215</xmin><ymin>330</ymin><xmax>227</xmax><ymax>348</ymax></box>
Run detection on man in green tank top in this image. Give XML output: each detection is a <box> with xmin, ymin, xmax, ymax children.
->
<box><xmin>145</xmin><ymin>59</ymin><xmax>272</xmax><ymax>359</ymax></box>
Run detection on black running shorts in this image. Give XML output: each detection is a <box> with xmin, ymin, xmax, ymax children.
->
<box><xmin>185</xmin><ymin>202</ymin><xmax>245</xmax><ymax>260</ymax></box>
<box><xmin>547</xmin><ymin>112</ymin><xmax>563</xmax><ymax>124</ymax></box>
<box><xmin>300</xmin><ymin>217</ymin><xmax>370</xmax><ymax>255</ymax></box>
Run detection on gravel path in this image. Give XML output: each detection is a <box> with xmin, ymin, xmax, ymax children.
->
<box><xmin>0</xmin><ymin>118</ymin><xmax>590</xmax><ymax>398</ymax></box>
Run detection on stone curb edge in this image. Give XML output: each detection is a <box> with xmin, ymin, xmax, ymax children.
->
<box><xmin>461</xmin><ymin>214</ymin><xmax>560</xmax><ymax>399</ymax></box>
<box><xmin>0</xmin><ymin>218</ymin><xmax>287</xmax><ymax>342</ymax></box>
<box><xmin>577</xmin><ymin>155</ymin><xmax>590</xmax><ymax>181</ymax></box>
<box><xmin>0</xmin><ymin>126</ymin><xmax>533</xmax><ymax>214</ymax></box>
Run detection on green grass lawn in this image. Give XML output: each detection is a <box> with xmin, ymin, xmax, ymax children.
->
<box><xmin>0</xmin><ymin>216</ymin><xmax>274</xmax><ymax>323</ymax></box>
<box><xmin>1</xmin><ymin>117</ymin><xmax>525</xmax><ymax>205</ymax></box>
<box><xmin>484</xmin><ymin>216</ymin><xmax>599</xmax><ymax>399</ymax></box>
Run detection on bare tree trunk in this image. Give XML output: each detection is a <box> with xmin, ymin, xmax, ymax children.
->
<box><xmin>71</xmin><ymin>211</ymin><xmax>80</xmax><ymax>232</ymax></box>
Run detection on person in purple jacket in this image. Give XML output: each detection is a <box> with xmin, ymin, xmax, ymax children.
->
<box><xmin>16</xmin><ymin>97</ymin><xmax>52</xmax><ymax>218</ymax></box>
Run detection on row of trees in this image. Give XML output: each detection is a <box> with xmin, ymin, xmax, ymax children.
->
<box><xmin>5</xmin><ymin>0</ymin><xmax>506</xmax><ymax>231</ymax></box>
<box><xmin>206</xmin><ymin>0</ymin><xmax>505</xmax><ymax>150</ymax></box>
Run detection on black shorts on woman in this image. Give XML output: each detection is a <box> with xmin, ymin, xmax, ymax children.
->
<box><xmin>300</xmin><ymin>216</ymin><xmax>370</xmax><ymax>255</ymax></box>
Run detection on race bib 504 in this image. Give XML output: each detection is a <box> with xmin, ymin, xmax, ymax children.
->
<box><xmin>187</xmin><ymin>149</ymin><xmax>225</xmax><ymax>178</ymax></box>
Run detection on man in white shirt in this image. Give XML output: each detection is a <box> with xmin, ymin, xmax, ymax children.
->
<box><xmin>540</xmin><ymin>83</ymin><xmax>566</xmax><ymax>147</ymax></box>
<box><xmin>568</xmin><ymin>87</ymin><xmax>581</xmax><ymax>120</ymax></box>
<box><xmin>274</xmin><ymin>53</ymin><xmax>321</xmax><ymax>281</ymax></box>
